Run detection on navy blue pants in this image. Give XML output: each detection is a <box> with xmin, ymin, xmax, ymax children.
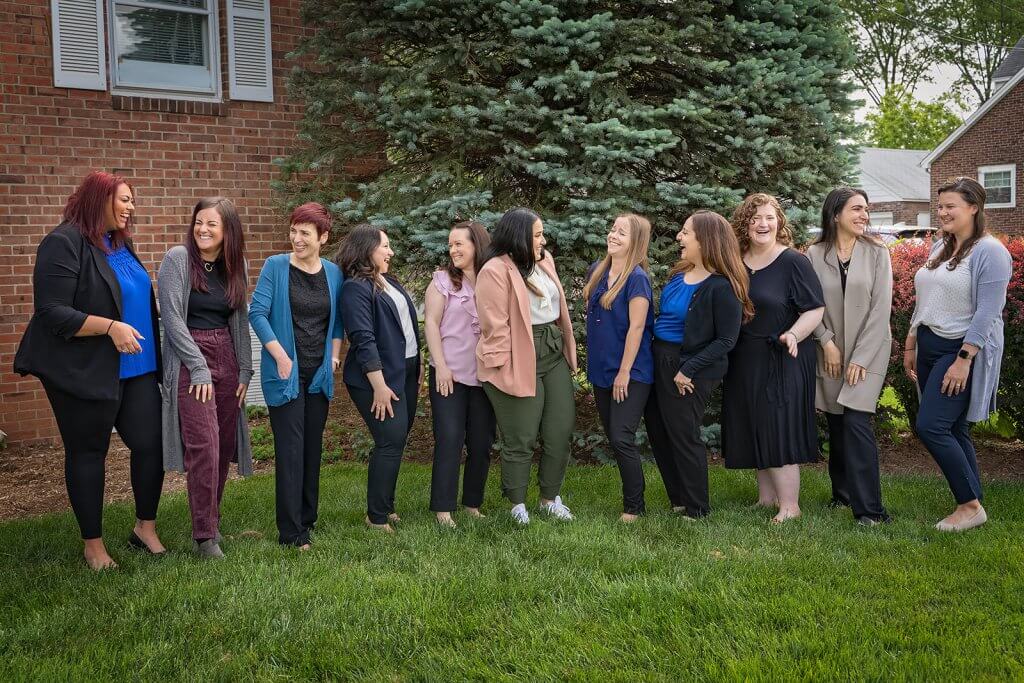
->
<box><xmin>915</xmin><ymin>326</ymin><xmax>982</xmax><ymax>505</ymax></box>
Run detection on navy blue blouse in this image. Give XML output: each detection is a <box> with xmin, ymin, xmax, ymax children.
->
<box><xmin>585</xmin><ymin>263</ymin><xmax>654</xmax><ymax>388</ymax></box>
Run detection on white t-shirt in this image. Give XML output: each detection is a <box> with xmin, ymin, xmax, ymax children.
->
<box><xmin>383</xmin><ymin>280</ymin><xmax>419</xmax><ymax>358</ymax></box>
<box><xmin>526</xmin><ymin>267</ymin><xmax>560</xmax><ymax>325</ymax></box>
<box><xmin>911</xmin><ymin>253</ymin><xmax>973</xmax><ymax>340</ymax></box>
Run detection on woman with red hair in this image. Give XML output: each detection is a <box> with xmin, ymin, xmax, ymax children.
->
<box><xmin>15</xmin><ymin>171</ymin><xmax>166</xmax><ymax>570</ymax></box>
<box><xmin>250</xmin><ymin>202</ymin><xmax>345</xmax><ymax>549</ymax></box>
<box><xmin>158</xmin><ymin>197</ymin><xmax>253</xmax><ymax>559</ymax></box>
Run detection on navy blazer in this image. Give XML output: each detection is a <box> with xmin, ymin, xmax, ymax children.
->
<box><xmin>14</xmin><ymin>222</ymin><xmax>161</xmax><ymax>400</ymax></box>
<box><xmin>341</xmin><ymin>274</ymin><xmax>421</xmax><ymax>391</ymax></box>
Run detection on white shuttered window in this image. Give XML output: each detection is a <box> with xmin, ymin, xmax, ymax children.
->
<box><xmin>227</xmin><ymin>0</ymin><xmax>274</xmax><ymax>102</ymax></box>
<box><xmin>51</xmin><ymin>0</ymin><xmax>108</xmax><ymax>90</ymax></box>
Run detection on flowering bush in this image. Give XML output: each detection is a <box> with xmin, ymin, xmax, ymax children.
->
<box><xmin>887</xmin><ymin>236</ymin><xmax>1024</xmax><ymax>434</ymax></box>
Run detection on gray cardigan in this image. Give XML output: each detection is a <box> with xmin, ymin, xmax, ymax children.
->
<box><xmin>910</xmin><ymin>235</ymin><xmax>1012</xmax><ymax>423</ymax></box>
<box><xmin>157</xmin><ymin>245</ymin><xmax>254</xmax><ymax>474</ymax></box>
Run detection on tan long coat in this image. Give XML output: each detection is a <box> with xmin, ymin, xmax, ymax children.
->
<box><xmin>808</xmin><ymin>240</ymin><xmax>893</xmax><ymax>414</ymax></box>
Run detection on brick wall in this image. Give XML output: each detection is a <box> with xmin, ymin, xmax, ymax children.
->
<box><xmin>930</xmin><ymin>78</ymin><xmax>1024</xmax><ymax>236</ymax></box>
<box><xmin>0</xmin><ymin>1</ymin><xmax>309</xmax><ymax>444</ymax></box>
<box><xmin>868</xmin><ymin>201</ymin><xmax>931</xmax><ymax>226</ymax></box>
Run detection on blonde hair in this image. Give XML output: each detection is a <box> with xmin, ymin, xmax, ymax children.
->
<box><xmin>583</xmin><ymin>214</ymin><xmax>651</xmax><ymax>309</ymax></box>
<box><xmin>730</xmin><ymin>193</ymin><xmax>793</xmax><ymax>253</ymax></box>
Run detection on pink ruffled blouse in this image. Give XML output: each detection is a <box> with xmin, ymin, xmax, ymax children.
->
<box><xmin>430</xmin><ymin>270</ymin><xmax>482</xmax><ymax>386</ymax></box>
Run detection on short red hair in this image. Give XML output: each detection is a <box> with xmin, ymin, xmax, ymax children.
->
<box><xmin>63</xmin><ymin>171</ymin><xmax>135</xmax><ymax>251</ymax></box>
<box><xmin>289</xmin><ymin>202</ymin><xmax>332</xmax><ymax>237</ymax></box>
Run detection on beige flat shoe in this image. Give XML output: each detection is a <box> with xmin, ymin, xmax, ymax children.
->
<box><xmin>935</xmin><ymin>507</ymin><xmax>987</xmax><ymax>532</ymax></box>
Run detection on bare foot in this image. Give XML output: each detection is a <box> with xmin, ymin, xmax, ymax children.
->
<box><xmin>671</xmin><ymin>506</ymin><xmax>686</xmax><ymax>513</ymax></box>
<box><xmin>83</xmin><ymin>539</ymin><xmax>117</xmax><ymax>571</ymax></box>
<box><xmin>387</xmin><ymin>512</ymin><xmax>401</xmax><ymax>524</ymax></box>
<box><xmin>464</xmin><ymin>507</ymin><xmax>485</xmax><ymax>518</ymax></box>
<box><xmin>752</xmin><ymin>499</ymin><xmax>779</xmax><ymax>509</ymax></box>
<box><xmin>771</xmin><ymin>507</ymin><xmax>801</xmax><ymax>524</ymax></box>
<box><xmin>620</xmin><ymin>513</ymin><xmax>639</xmax><ymax>523</ymax></box>
<box><xmin>299</xmin><ymin>543</ymin><xmax>312</xmax><ymax>551</ymax></box>
<box><xmin>365</xmin><ymin>516</ymin><xmax>395</xmax><ymax>534</ymax></box>
<box><xmin>436</xmin><ymin>512</ymin><xmax>457</xmax><ymax>528</ymax></box>
<box><xmin>133</xmin><ymin>520</ymin><xmax>167</xmax><ymax>554</ymax></box>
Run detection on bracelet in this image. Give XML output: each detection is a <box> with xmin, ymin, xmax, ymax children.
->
<box><xmin>105</xmin><ymin>320</ymin><xmax>115</xmax><ymax>335</ymax></box>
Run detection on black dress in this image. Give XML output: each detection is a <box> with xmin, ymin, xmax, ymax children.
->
<box><xmin>722</xmin><ymin>249</ymin><xmax>825</xmax><ymax>469</ymax></box>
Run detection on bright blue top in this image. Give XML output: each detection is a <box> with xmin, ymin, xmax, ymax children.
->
<box><xmin>585</xmin><ymin>263</ymin><xmax>654</xmax><ymax>388</ymax></box>
<box><xmin>653</xmin><ymin>274</ymin><xmax>701</xmax><ymax>344</ymax></box>
<box><xmin>248</xmin><ymin>253</ymin><xmax>345</xmax><ymax>406</ymax></box>
<box><xmin>103</xmin><ymin>235</ymin><xmax>157</xmax><ymax>379</ymax></box>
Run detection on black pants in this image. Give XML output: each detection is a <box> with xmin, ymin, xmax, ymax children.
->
<box><xmin>593</xmin><ymin>381</ymin><xmax>650</xmax><ymax>515</ymax></box>
<box><xmin>347</xmin><ymin>357</ymin><xmax>419</xmax><ymax>524</ymax></box>
<box><xmin>269</xmin><ymin>379</ymin><xmax>331</xmax><ymax>546</ymax></box>
<box><xmin>645</xmin><ymin>340</ymin><xmax>719</xmax><ymax>517</ymax></box>
<box><xmin>42</xmin><ymin>372</ymin><xmax>164</xmax><ymax>540</ymax></box>
<box><xmin>825</xmin><ymin>409</ymin><xmax>888</xmax><ymax>519</ymax></box>
<box><xmin>428</xmin><ymin>367</ymin><xmax>495</xmax><ymax>512</ymax></box>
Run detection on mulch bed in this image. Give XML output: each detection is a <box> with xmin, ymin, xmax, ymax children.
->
<box><xmin>2</xmin><ymin>394</ymin><xmax>1021</xmax><ymax>522</ymax></box>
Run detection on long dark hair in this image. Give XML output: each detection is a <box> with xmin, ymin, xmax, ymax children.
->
<box><xmin>670</xmin><ymin>210</ymin><xmax>755</xmax><ymax>323</ymax></box>
<box><xmin>928</xmin><ymin>177</ymin><xmax>988</xmax><ymax>271</ymax></box>
<box><xmin>63</xmin><ymin>170</ymin><xmax>135</xmax><ymax>252</ymax></box>
<box><xmin>484</xmin><ymin>207</ymin><xmax>542</xmax><ymax>292</ymax></box>
<box><xmin>336</xmin><ymin>223</ymin><xmax>387</xmax><ymax>289</ymax></box>
<box><xmin>186</xmin><ymin>197</ymin><xmax>247</xmax><ymax>310</ymax></box>
<box><xmin>817</xmin><ymin>187</ymin><xmax>881</xmax><ymax>252</ymax></box>
<box><xmin>445</xmin><ymin>220</ymin><xmax>490</xmax><ymax>291</ymax></box>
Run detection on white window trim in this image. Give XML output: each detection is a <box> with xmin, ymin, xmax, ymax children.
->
<box><xmin>978</xmin><ymin>164</ymin><xmax>1016</xmax><ymax>209</ymax></box>
<box><xmin>107</xmin><ymin>0</ymin><xmax>222</xmax><ymax>102</ymax></box>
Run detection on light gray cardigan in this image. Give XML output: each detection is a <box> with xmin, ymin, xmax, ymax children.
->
<box><xmin>157</xmin><ymin>245</ymin><xmax>254</xmax><ymax>475</ymax></box>
<box><xmin>909</xmin><ymin>235</ymin><xmax>1012</xmax><ymax>423</ymax></box>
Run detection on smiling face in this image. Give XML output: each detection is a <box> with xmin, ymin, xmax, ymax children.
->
<box><xmin>290</xmin><ymin>221</ymin><xmax>327</xmax><ymax>260</ymax></box>
<box><xmin>606</xmin><ymin>217</ymin><xmax>632</xmax><ymax>259</ymax></box>
<box><xmin>937</xmin><ymin>190</ymin><xmax>978</xmax><ymax>237</ymax></box>
<box><xmin>193</xmin><ymin>207</ymin><xmax>224</xmax><ymax>259</ymax></box>
<box><xmin>371</xmin><ymin>230</ymin><xmax>393</xmax><ymax>274</ymax></box>
<box><xmin>676</xmin><ymin>217</ymin><xmax>702</xmax><ymax>267</ymax></box>
<box><xmin>532</xmin><ymin>219</ymin><xmax>546</xmax><ymax>260</ymax></box>
<box><xmin>836</xmin><ymin>193</ymin><xmax>869</xmax><ymax>240</ymax></box>
<box><xmin>448</xmin><ymin>227</ymin><xmax>476</xmax><ymax>272</ymax></box>
<box><xmin>747</xmin><ymin>203</ymin><xmax>779</xmax><ymax>247</ymax></box>
<box><xmin>105</xmin><ymin>183</ymin><xmax>134</xmax><ymax>231</ymax></box>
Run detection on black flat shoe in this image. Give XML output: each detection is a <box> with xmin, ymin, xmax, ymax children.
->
<box><xmin>128</xmin><ymin>531</ymin><xmax>167</xmax><ymax>555</ymax></box>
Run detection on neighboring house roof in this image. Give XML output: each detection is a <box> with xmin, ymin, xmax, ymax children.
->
<box><xmin>922</xmin><ymin>61</ymin><xmax>1024</xmax><ymax>168</ymax></box>
<box><xmin>992</xmin><ymin>36</ymin><xmax>1024</xmax><ymax>82</ymax></box>
<box><xmin>856</xmin><ymin>147</ymin><xmax>930</xmax><ymax>203</ymax></box>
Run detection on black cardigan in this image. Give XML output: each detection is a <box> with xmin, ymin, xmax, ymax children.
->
<box><xmin>340</xmin><ymin>274</ymin><xmax>421</xmax><ymax>391</ymax></box>
<box><xmin>14</xmin><ymin>222</ymin><xmax>161</xmax><ymax>400</ymax></box>
<box><xmin>672</xmin><ymin>273</ymin><xmax>743</xmax><ymax>380</ymax></box>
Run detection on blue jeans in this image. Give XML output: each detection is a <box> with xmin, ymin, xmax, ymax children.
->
<box><xmin>915</xmin><ymin>326</ymin><xmax>982</xmax><ymax>505</ymax></box>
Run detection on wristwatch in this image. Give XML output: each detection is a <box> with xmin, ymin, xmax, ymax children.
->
<box><xmin>957</xmin><ymin>349</ymin><xmax>972</xmax><ymax>360</ymax></box>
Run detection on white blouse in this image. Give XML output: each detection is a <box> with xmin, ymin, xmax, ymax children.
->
<box><xmin>910</xmin><ymin>253</ymin><xmax>974</xmax><ymax>340</ymax></box>
<box><xmin>526</xmin><ymin>267</ymin><xmax>560</xmax><ymax>325</ymax></box>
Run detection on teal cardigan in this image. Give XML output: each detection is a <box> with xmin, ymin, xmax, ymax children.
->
<box><xmin>249</xmin><ymin>254</ymin><xmax>345</xmax><ymax>406</ymax></box>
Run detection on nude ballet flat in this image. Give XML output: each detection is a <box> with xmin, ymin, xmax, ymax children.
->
<box><xmin>935</xmin><ymin>507</ymin><xmax>987</xmax><ymax>532</ymax></box>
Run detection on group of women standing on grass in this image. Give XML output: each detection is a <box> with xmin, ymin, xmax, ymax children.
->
<box><xmin>16</xmin><ymin>171</ymin><xmax>1012</xmax><ymax>570</ymax></box>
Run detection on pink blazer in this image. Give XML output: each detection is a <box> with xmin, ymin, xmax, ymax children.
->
<box><xmin>476</xmin><ymin>253</ymin><xmax>578</xmax><ymax>397</ymax></box>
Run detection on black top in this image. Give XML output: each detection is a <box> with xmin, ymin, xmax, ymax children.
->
<box><xmin>839</xmin><ymin>258</ymin><xmax>850</xmax><ymax>294</ymax></box>
<box><xmin>673</xmin><ymin>274</ymin><xmax>743</xmax><ymax>380</ymax></box>
<box><xmin>187</xmin><ymin>260</ymin><xmax>232</xmax><ymax>329</ymax></box>
<box><xmin>289</xmin><ymin>264</ymin><xmax>330</xmax><ymax>381</ymax></box>
<box><xmin>341</xmin><ymin>274</ymin><xmax>422</xmax><ymax>392</ymax></box>
<box><xmin>14</xmin><ymin>222</ymin><xmax>162</xmax><ymax>400</ymax></box>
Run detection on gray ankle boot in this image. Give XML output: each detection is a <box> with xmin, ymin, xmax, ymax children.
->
<box><xmin>193</xmin><ymin>539</ymin><xmax>225</xmax><ymax>559</ymax></box>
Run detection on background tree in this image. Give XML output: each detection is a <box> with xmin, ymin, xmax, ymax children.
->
<box><xmin>865</xmin><ymin>86</ymin><xmax>963</xmax><ymax>149</ymax></box>
<box><xmin>933</xmin><ymin>0</ymin><xmax>1024</xmax><ymax>105</ymax></box>
<box><xmin>280</xmin><ymin>0</ymin><xmax>860</xmax><ymax>325</ymax></box>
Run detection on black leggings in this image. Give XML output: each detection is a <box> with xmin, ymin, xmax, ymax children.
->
<box><xmin>43</xmin><ymin>372</ymin><xmax>164</xmax><ymax>540</ymax></box>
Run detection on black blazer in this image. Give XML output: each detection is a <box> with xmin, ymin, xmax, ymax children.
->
<box><xmin>341</xmin><ymin>274</ymin><xmax>421</xmax><ymax>391</ymax></box>
<box><xmin>674</xmin><ymin>273</ymin><xmax>742</xmax><ymax>380</ymax></box>
<box><xmin>14</xmin><ymin>222</ymin><xmax>161</xmax><ymax>400</ymax></box>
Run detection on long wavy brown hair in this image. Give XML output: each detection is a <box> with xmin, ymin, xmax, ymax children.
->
<box><xmin>582</xmin><ymin>214</ymin><xmax>651</xmax><ymax>309</ymax></box>
<box><xmin>928</xmin><ymin>177</ymin><xmax>988</xmax><ymax>271</ymax></box>
<box><xmin>444</xmin><ymin>221</ymin><xmax>490</xmax><ymax>291</ymax></box>
<box><xmin>670</xmin><ymin>210</ymin><xmax>754</xmax><ymax>323</ymax></box>
<box><xmin>730</xmin><ymin>193</ymin><xmax>793</xmax><ymax>253</ymax></box>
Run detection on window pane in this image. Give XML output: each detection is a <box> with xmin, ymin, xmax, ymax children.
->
<box><xmin>115</xmin><ymin>6</ymin><xmax>208</xmax><ymax>67</ymax></box>
<box><xmin>982</xmin><ymin>170</ymin><xmax>1012</xmax><ymax>204</ymax></box>
<box><xmin>136</xmin><ymin>0</ymin><xmax>207</xmax><ymax>9</ymax></box>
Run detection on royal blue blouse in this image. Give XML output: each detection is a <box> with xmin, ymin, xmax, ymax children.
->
<box><xmin>585</xmin><ymin>263</ymin><xmax>654</xmax><ymax>388</ymax></box>
<box><xmin>653</xmin><ymin>274</ymin><xmax>702</xmax><ymax>344</ymax></box>
<box><xmin>103</xmin><ymin>234</ymin><xmax>158</xmax><ymax>379</ymax></box>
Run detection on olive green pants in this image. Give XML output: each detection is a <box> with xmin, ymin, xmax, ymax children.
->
<box><xmin>483</xmin><ymin>322</ymin><xmax>576</xmax><ymax>505</ymax></box>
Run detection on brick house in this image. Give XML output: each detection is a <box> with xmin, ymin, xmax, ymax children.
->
<box><xmin>855</xmin><ymin>147</ymin><xmax>931</xmax><ymax>227</ymax></box>
<box><xmin>922</xmin><ymin>50</ymin><xmax>1024</xmax><ymax>235</ymax></box>
<box><xmin>0</xmin><ymin>0</ymin><xmax>311</xmax><ymax>444</ymax></box>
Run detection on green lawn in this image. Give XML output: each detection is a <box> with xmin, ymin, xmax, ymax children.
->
<box><xmin>2</xmin><ymin>463</ymin><xmax>1023</xmax><ymax>680</ymax></box>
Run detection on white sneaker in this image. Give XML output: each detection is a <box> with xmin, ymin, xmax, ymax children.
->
<box><xmin>539</xmin><ymin>496</ymin><xmax>574</xmax><ymax>521</ymax></box>
<box><xmin>510</xmin><ymin>503</ymin><xmax>530</xmax><ymax>525</ymax></box>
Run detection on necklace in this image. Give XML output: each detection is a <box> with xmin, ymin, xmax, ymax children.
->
<box><xmin>838</xmin><ymin>258</ymin><xmax>850</xmax><ymax>277</ymax></box>
<box><xmin>203</xmin><ymin>260</ymin><xmax>215</xmax><ymax>272</ymax></box>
